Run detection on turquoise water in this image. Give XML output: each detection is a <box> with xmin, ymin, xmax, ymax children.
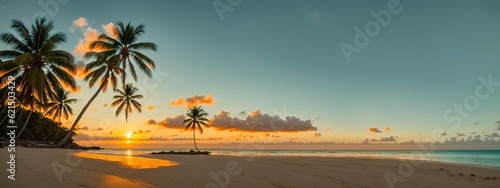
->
<box><xmin>85</xmin><ymin>149</ymin><xmax>500</xmax><ymax>168</ymax></box>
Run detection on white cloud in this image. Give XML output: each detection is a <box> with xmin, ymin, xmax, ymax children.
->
<box><xmin>102</xmin><ymin>22</ymin><xmax>116</xmax><ymax>37</ymax></box>
<box><xmin>72</xmin><ymin>17</ymin><xmax>89</xmax><ymax>29</ymax></box>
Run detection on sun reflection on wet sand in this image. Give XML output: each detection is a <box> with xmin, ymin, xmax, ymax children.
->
<box><xmin>76</xmin><ymin>152</ymin><xmax>178</xmax><ymax>169</ymax></box>
<box><xmin>99</xmin><ymin>174</ymin><xmax>153</xmax><ymax>187</ymax></box>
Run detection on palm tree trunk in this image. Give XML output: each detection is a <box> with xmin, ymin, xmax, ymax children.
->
<box><xmin>0</xmin><ymin>115</ymin><xmax>8</xmax><ymax>136</ymax></box>
<box><xmin>0</xmin><ymin>107</ymin><xmax>17</xmax><ymax>136</ymax></box>
<box><xmin>16</xmin><ymin>103</ymin><xmax>33</xmax><ymax>139</ymax></box>
<box><xmin>193</xmin><ymin>129</ymin><xmax>199</xmax><ymax>151</ymax></box>
<box><xmin>53</xmin><ymin>84</ymin><xmax>104</xmax><ymax>147</ymax></box>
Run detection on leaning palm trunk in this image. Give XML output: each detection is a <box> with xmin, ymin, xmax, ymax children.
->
<box><xmin>54</xmin><ymin>84</ymin><xmax>105</xmax><ymax>147</ymax></box>
<box><xmin>0</xmin><ymin>115</ymin><xmax>8</xmax><ymax>136</ymax></box>
<box><xmin>16</xmin><ymin>103</ymin><xmax>33</xmax><ymax>139</ymax></box>
<box><xmin>0</xmin><ymin>107</ymin><xmax>18</xmax><ymax>136</ymax></box>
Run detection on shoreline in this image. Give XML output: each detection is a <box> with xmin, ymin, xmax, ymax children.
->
<box><xmin>1</xmin><ymin>147</ymin><xmax>499</xmax><ymax>187</ymax></box>
<box><xmin>86</xmin><ymin>148</ymin><xmax>500</xmax><ymax>169</ymax></box>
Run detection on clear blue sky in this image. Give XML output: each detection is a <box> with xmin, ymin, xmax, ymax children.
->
<box><xmin>0</xmin><ymin>0</ymin><xmax>499</xmax><ymax>145</ymax></box>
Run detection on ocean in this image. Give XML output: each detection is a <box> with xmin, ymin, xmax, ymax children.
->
<box><xmin>83</xmin><ymin>149</ymin><xmax>500</xmax><ymax>168</ymax></box>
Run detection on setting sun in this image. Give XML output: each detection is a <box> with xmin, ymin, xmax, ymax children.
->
<box><xmin>124</xmin><ymin>131</ymin><xmax>133</xmax><ymax>139</ymax></box>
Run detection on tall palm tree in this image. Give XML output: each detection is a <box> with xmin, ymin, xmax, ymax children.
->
<box><xmin>90</xmin><ymin>21</ymin><xmax>157</xmax><ymax>84</ymax></box>
<box><xmin>44</xmin><ymin>87</ymin><xmax>77</xmax><ymax>123</ymax></box>
<box><xmin>54</xmin><ymin>53</ymin><xmax>123</xmax><ymax>147</ymax></box>
<box><xmin>55</xmin><ymin>21</ymin><xmax>157</xmax><ymax>147</ymax></box>
<box><xmin>183</xmin><ymin>106</ymin><xmax>210</xmax><ymax>151</ymax></box>
<box><xmin>0</xmin><ymin>18</ymin><xmax>77</xmax><ymax>139</ymax></box>
<box><xmin>111</xmin><ymin>83</ymin><xmax>143</xmax><ymax>123</ymax></box>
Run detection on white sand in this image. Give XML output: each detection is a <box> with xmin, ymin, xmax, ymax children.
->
<box><xmin>1</xmin><ymin>148</ymin><xmax>499</xmax><ymax>187</ymax></box>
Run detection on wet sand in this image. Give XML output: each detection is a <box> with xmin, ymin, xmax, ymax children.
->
<box><xmin>1</xmin><ymin>148</ymin><xmax>499</xmax><ymax>187</ymax></box>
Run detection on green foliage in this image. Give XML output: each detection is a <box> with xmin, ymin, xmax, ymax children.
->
<box><xmin>0</xmin><ymin>107</ymin><xmax>75</xmax><ymax>144</ymax></box>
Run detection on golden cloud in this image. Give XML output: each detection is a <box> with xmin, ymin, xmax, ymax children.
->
<box><xmin>73</xmin><ymin>27</ymin><xmax>104</xmax><ymax>56</ymax></box>
<box><xmin>368</xmin><ymin>127</ymin><xmax>382</xmax><ymax>133</ymax></box>
<box><xmin>102</xmin><ymin>22</ymin><xmax>117</xmax><ymax>38</ymax></box>
<box><xmin>169</xmin><ymin>93</ymin><xmax>216</xmax><ymax>108</ymax></box>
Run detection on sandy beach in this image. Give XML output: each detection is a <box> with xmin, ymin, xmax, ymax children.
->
<box><xmin>0</xmin><ymin>148</ymin><xmax>499</xmax><ymax>188</ymax></box>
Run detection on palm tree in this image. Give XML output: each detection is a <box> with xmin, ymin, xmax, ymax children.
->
<box><xmin>54</xmin><ymin>53</ymin><xmax>123</xmax><ymax>147</ymax></box>
<box><xmin>0</xmin><ymin>18</ymin><xmax>77</xmax><ymax>139</ymax></box>
<box><xmin>44</xmin><ymin>87</ymin><xmax>77</xmax><ymax>123</ymax></box>
<box><xmin>55</xmin><ymin>21</ymin><xmax>157</xmax><ymax>147</ymax></box>
<box><xmin>90</xmin><ymin>21</ymin><xmax>157</xmax><ymax>84</ymax></box>
<box><xmin>111</xmin><ymin>83</ymin><xmax>143</xmax><ymax>123</ymax></box>
<box><xmin>183</xmin><ymin>106</ymin><xmax>210</xmax><ymax>151</ymax></box>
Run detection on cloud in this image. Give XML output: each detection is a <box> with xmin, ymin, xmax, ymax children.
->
<box><xmin>314</xmin><ymin>133</ymin><xmax>322</xmax><ymax>137</ymax></box>
<box><xmin>103</xmin><ymin>104</ymin><xmax>108</xmax><ymax>107</ymax></box>
<box><xmin>372</xmin><ymin>136</ymin><xmax>397</xmax><ymax>142</ymax></box>
<box><xmin>457</xmin><ymin>133</ymin><xmax>466</xmax><ymax>137</ymax></box>
<box><xmin>72</xmin><ymin>17</ymin><xmax>89</xmax><ymax>29</ymax></box>
<box><xmin>263</xmin><ymin>133</ymin><xmax>281</xmax><ymax>138</ymax></box>
<box><xmin>170</xmin><ymin>93</ymin><xmax>216</xmax><ymax>108</ymax></box>
<box><xmin>72</xmin><ymin>60</ymin><xmax>87</xmax><ymax>79</ymax></box>
<box><xmin>92</xmin><ymin>127</ymin><xmax>103</xmax><ymax>131</ymax></box>
<box><xmin>384</xmin><ymin>127</ymin><xmax>390</xmax><ymax>131</ymax></box>
<box><xmin>75</xmin><ymin>126</ymin><xmax>88</xmax><ymax>131</ymax></box>
<box><xmin>361</xmin><ymin>138</ymin><xmax>370</xmax><ymax>144</ymax></box>
<box><xmin>146</xmin><ymin>119</ymin><xmax>157</xmax><ymax>125</ymax></box>
<box><xmin>326</xmin><ymin>128</ymin><xmax>330</xmax><ymax>132</ymax></box>
<box><xmin>368</xmin><ymin>127</ymin><xmax>382</xmax><ymax>133</ymax></box>
<box><xmin>109</xmin><ymin>131</ymin><xmax>113</xmax><ymax>135</ymax></box>
<box><xmin>489</xmin><ymin>132</ymin><xmax>500</xmax><ymax>138</ymax></box>
<box><xmin>73</xmin><ymin>133</ymin><xmax>121</xmax><ymax>141</ymax></box>
<box><xmin>210</xmin><ymin>110</ymin><xmax>317</xmax><ymax>132</ymax></box>
<box><xmin>73</xmin><ymin>27</ymin><xmax>103</xmax><ymax>56</ymax></box>
<box><xmin>131</xmin><ymin>129</ymin><xmax>151</xmax><ymax>134</ymax></box>
<box><xmin>147</xmin><ymin>105</ymin><xmax>156</xmax><ymax>110</ymax></box>
<box><xmin>72</xmin><ymin>19</ymin><xmax>114</xmax><ymax>56</ymax></box>
<box><xmin>1</xmin><ymin>6</ymin><xmax>6</xmax><ymax>11</ymax></box>
<box><xmin>238</xmin><ymin>111</ymin><xmax>247</xmax><ymax>116</ymax></box>
<box><xmin>157</xmin><ymin>114</ymin><xmax>186</xmax><ymax>129</ymax></box>
<box><xmin>441</xmin><ymin>132</ymin><xmax>447</xmax><ymax>136</ymax></box>
<box><xmin>171</xmin><ymin>137</ymin><xmax>222</xmax><ymax>141</ymax></box>
<box><xmin>102</xmin><ymin>22</ymin><xmax>116</xmax><ymax>37</ymax></box>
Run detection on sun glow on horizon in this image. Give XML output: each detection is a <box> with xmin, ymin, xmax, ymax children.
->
<box><xmin>124</xmin><ymin>131</ymin><xmax>133</xmax><ymax>139</ymax></box>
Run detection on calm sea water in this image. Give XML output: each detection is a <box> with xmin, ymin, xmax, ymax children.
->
<box><xmin>83</xmin><ymin>149</ymin><xmax>500</xmax><ymax>168</ymax></box>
